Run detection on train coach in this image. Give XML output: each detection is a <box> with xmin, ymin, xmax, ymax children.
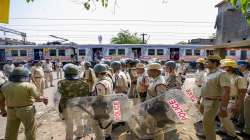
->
<box><xmin>1</xmin><ymin>44</ymin><xmax>248</xmax><ymax>63</ymax></box>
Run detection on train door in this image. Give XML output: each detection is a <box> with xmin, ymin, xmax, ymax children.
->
<box><xmin>92</xmin><ymin>48</ymin><xmax>103</xmax><ymax>61</ymax></box>
<box><xmin>240</xmin><ymin>50</ymin><xmax>247</xmax><ymax>60</ymax></box>
<box><xmin>34</xmin><ymin>49</ymin><xmax>43</xmax><ymax>60</ymax></box>
<box><xmin>170</xmin><ymin>48</ymin><xmax>179</xmax><ymax>61</ymax></box>
<box><xmin>0</xmin><ymin>49</ymin><xmax>5</xmax><ymax>62</ymax></box>
<box><xmin>132</xmin><ymin>48</ymin><xmax>141</xmax><ymax>59</ymax></box>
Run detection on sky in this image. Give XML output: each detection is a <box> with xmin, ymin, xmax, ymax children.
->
<box><xmin>0</xmin><ymin>0</ymin><xmax>222</xmax><ymax>44</ymax></box>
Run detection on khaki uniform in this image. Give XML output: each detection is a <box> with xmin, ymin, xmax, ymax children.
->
<box><xmin>147</xmin><ymin>75</ymin><xmax>167</xmax><ymax>140</ymax></box>
<box><xmin>128</xmin><ymin>68</ymin><xmax>138</xmax><ymax>98</ymax></box>
<box><xmin>43</xmin><ymin>62</ymin><xmax>53</xmax><ymax>88</ymax></box>
<box><xmin>3</xmin><ymin>64</ymin><xmax>15</xmax><ymax>78</ymax></box>
<box><xmin>177</xmin><ymin>63</ymin><xmax>187</xmax><ymax>75</ymax></box>
<box><xmin>31</xmin><ymin>66</ymin><xmax>45</xmax><ymax>95</ymax></box>
<box><xmin>93</xmin><ymin>76</ymin><xmax>113</xmax><ymax>139</ymax></box>
<box><xmin>57</xmin><ymin>79</ymin><xmax>89</xmax><ymax>140</ymax></box>
<box><xmin>82</xmin><ymin>68</ymin><xmax>96</xmax><ymax>92</ymax></box>
<box><xmin>219</xmin><ymin>73</ymin><xmax>247</xmax><ymax>137</ymax></box>
<box><xmin>244</xmin><ymin>71</ymin><xmax>250</xmax><ymax>135</ymax></box>
<box><xmin>136</xmin><ymin>73</ymin><xmax>149</xmax><ymax>102</ymax></box>
<box><xmin>165</xmin><ymin>74</ymin><xmax>182</xmax><ymax>90</ymax></box>
<box><xmin>0</xmin><ymin>82</ymin><xmax>39</xmax><ymax>140</ymax></box>
<box><xmin>113</xmin><ymin>71</ymin><xmax>129</xmax><ymax>94</ymax></box>
<box><xmin>147</xmin><ymin>75</ymin><xmax>167</xmax><ymax>99</ymax></box>
<box><xmin>55</xmin><ymin>61</ymin><xmax>62</xmax><ymax>79</ymax></box>
<box><xmin>201</xmin><ymin>69</ymin><xmax>231</xmax><ymax>140</ymax></box>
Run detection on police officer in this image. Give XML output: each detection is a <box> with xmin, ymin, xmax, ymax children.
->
<box><xmin>195</xmin><ymin>58</ymin><xmax>207</xmax><ymax>108</ymax></box>
<box><xmin>164</xmin><ymin>61</ymin><xmax>182</xmax><ymax>90</ymax></box>
<box><xmin>135</xmin><ymin>63</ymin><xmax>149</xmax><ymax>102</ymax></box>
<box><xmin>43</xmin><ymin>58</ymin><xmax>54</xmax><ymax>88</ymax></box>
<box><xmin>82</xmin><ymin>62</ymin><xmax>96</xmax><ymax>92</ymax></box>
<box><xmin>92</xmin><ymin>64</ymin><xmax>113</xmax><ymax>140</ymax></box>
<box><xmin>31</xmin><ymin>61</ymin><xmax>45</xmax><ymax>96</ymax></box>
<box><xmin>55</xmin><ymin>59</ymin><xmax>63</xmax><ymax>79</ymax></box>
<box><xmin>0</xmin><ymin>67</ymin><xmax>48</xmax><ymax>140</ymax></box>
<box><xmin>126</xmin><ymin>59</ymin><xmax>138</xmax><ymax>99</ymax></box>
<box><xmin>201</xmin><ymin>55</ymin><xmax>231</xmax><ymax>140</ymax></box>
<box><xmin>57</xmin><ymin>63</ymin><xmax>90</xmax><ymax>140</ymax></box>
<box><xmin>146</xmin><ymin>63</ymin><xmax>167</xmax><ymax>140</ymax></box>
<box><xmin>219</xmin><ymin>59</ymin><xmax>247</xmax><ymax>138</ymax></box>
<box><xmin>111</xmin><ymin>61</ymin><xmax>129</xmax><ymax>94</ymax></box>
<box><xmin>3</xmin><ymin>59</ymin><xmax>15</xmax><ymax>78</ymax></box>
<box><xmin>147</xmin><ymin>63</ymin><xmax>167</xmax><ymax>98</ymax></box>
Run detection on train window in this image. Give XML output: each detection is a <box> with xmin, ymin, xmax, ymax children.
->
<box><xmin>11</xmin><ymin>50</ymin><xmax>18</xmax><ymax>56</ymax></box>
<box><xmin>118</xmin><ymin>49</ymin><xmax>125</xmax><ymax>55</ymax></box>
<box><xmin>194</xmin><ymin>50</ymin><xmax>200</xmax><ymax>56</ymax></box>
<box><xmin>59</xmin><ymin>49</ymin><xmax>65</xmax><ymax>56</ymax></box>
<box><xmin>20</xmin><ymin>50</ymin><xmax>27</xmax><ymax>56</ymax></box>
<box><xmin>148</xmin><ymin>49</ymin><xmax>155</xmax><ymax>55</ymax></box>
<box><xmin>229</xmin><ymin>50</ymin><xmax>236</xmax><ymax>56</ymax></box>
<box><xmin>49</xmin><ymin>49</ymin><xmax>57</xmax><ymax>56</ymax></box>
<box><xmin>185</xmin><ymin>49</ymin><xmax>192</xmax><ymax>56</ymax></box>
<box><xmin>157</xmin><ymin>49</ymin><xmax>164</xmax><ymax>55</ymax></box>
<box><xmin>109</xmin><ymin>49</ymin><xmax>116</xmax><ymax>55</ymax></box>
<box><xmin>79</xmin><ymin>49</ymin><xmax>86</xmax><ymax>56</ymax></box>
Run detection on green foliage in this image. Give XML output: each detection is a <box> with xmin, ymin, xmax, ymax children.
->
<box><xmin>111</xmin><ymin>30</ymin><xmax>145</xmax><ymax>44</ymax></box>
<box><xmin>229</xmin><ymin>0</ymin><xmax>250</xmax><ymax>25</ymax></box>
<box><xmin>177</xmin><ymin>41</ymin><xmax>188</xmax><ymax>45</ymax></box>
<box><xmin>26</xmin><ymin>0</ymin><xmax>34</xmax><ymax>3</ymax></box>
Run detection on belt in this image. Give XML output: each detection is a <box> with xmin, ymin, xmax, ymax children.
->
<box><xmin>34</xmin><ymin>77</ymin><xmax>42</xmax><ymax>78</ymax></box>
<box><xmin>44</xmin><ymin>71</ymin><xmax>52</xmax><ymax>73</ymax></box>
<box><xmin>204</xmin><ymin>97</ymin><xmax>221</xmax><ymax>101</ymax></box>
<box><xmin>8</xmin><ymin>105</ymin><xmax>33</xmax><ymax>109</ymax></box>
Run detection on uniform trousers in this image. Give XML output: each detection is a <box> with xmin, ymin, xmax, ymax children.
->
<box><xmin>44</xmin><ymin>72</ymin><xmax>53</xmax><ymax>88</ymax></box>
<box><xmin>5</xmin><ymin>106</ymin><xmax>36</xmax><ymax>140</ymax></box>
<box><xmin>244</xmin><ymin>95</ymin><xmax>250</xmax><ymax>134</ymax></box>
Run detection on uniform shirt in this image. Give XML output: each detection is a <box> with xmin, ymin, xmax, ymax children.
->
<box><xmin>95</xmin><ymin>77</ymin><xmax>113</xmax><ymax>96</ymax></box>
<box><xmin>147</xmin><ymin>75</ymin><xmax>167</xmax><ymax>98</ymax></box>
<box><xmin>31</xmin><ymin>66</ymin><xmax>44</xmax><ymax>78</ymax></box>
<box><xmin>201</xmin><ymin>68</ymin><xmax>230</xmax><ymax>97</ymax></box>
<box><xmin>0</xmin><ymin>82</ymin><xmax>39</xmax><ymax>107</ymax></box>
<box><xmin>113</xmin><ymin>71</ymin><xmax>129</xmax><ymax>93</ymax></box>
<box><xmin>227</xmin><ymin>73</ymin><xmax>248</xmax><ymax>97</ymax></box>
<box><xmin>125</xmin><ymin>71</ymin><xmax>131</xmax><ymax>87</ymax></box>
<box><xmin>195</xmin><ymin>70</ymin><xmax>207</xmax><ymax>86</ymax></box>
<box><xmin>136</xmin><ymin>73</ymin><xmax>149</xmax><ymax>93</ymax></box>
<box><xmin>43</xmin><ymin>62</ymin><xmax>53</xmax><ymax>72</ymax></box>
<box><xmin>177</xmin><ymin>63</ymin><xmax>187</xmax><ymax>75</ymax></box>
<box><xmin>242</xmin><ymin>71</ymin><xmax>250</xmax><ymax>93</ymax></box>
<box><xmin>58</xmin><ymin>79</ymin><xmax>89</xmax><ymax>109</ymax></box>
<box><xmin>129</xmin><ymin>68</ymin><xmax>138</xmax><ymax>84</ymax></box>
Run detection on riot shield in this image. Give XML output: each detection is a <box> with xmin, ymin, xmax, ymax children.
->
<box><xmin>127</xmin><ymin>89</ymin><xmax>202</xmax><ymax>139</ymax></box>
<box><xmin>182</xmin><ymin>73</ymin><xmax>202</xmax><ymax>101</ymax></box>
<box><xmin>66</xmin><ymin>94</ymin><xmax>131</xmax><ymax>125</ymax></box>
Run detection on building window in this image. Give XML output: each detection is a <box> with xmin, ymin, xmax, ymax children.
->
<box><xmin>194</xmin><ymin>50</ymin><xmax>200</xmax><ymax>56</ymax></box>
<box><xmin>229</xmin><ymin>50</ymin><xmax>236</xmax><ymax>56</ymax></box>
<box><xmin>58</xmin><ymin>49</ymin><xmax>65</xmax><ymax>56</ymax></box>
<box><xmin>118</xmin><ymin>49</ymin><xmax>125</xmax><ymax>55</ymax></box>
<box><xmin>49</xmin><ymin>49</ymin><xmax>57</xmax><ymax>56</ymax></box>
<box><xmin>11</xmin><ymin>50</ymin><xmax>18</xmax><ymax>56</ymax></box>
<box><xmin>185</xmin><ymin>49</ymin><xmax>192</xmax><ymax>56</ymax></box>
<box><xmin>20</xmin><ymin>50</ymin><xmax>27</xmax><ymax>56</ymax></box>
<box><xmin>79</xmin><ymin>49</ymin><xmax>86</xmax><ymax>56</ymax></box>
<box><xmin>148</xmin><ymin>49</ymin><xmax>155</xmax><ymax>55</ymax></box>
<box><xmin>109</xmin><ymin>49</ymin><xmax>116</xmax><ymax>55</ymax></box>
<box><xmin>157</xmin><ymin>49</ymin><xmax>164</xmax><ymax>55</ymax></box>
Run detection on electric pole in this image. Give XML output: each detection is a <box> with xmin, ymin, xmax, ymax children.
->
<box><xmin>141</xmin><ymin>33</ymin><xmax>147</xmax><ymax>44</ymax></box>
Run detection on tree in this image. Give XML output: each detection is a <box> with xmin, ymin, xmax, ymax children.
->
<box><xmin>111</xmin><ymin>30</ymin><xmax>145</xmax><ymax>44</ymax></box>
<box><xmin>229</xmin><ymin>0</ymin><xmax>250</xmax><ymax>25</ymax></box>
<box><xmin>177</xmin><ymin>41</ymin><xmax>188</xmax><ymax>44</ymax></box>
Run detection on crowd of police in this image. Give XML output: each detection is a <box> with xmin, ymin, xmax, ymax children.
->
<box><xmin>0</xmin><ymin>55</ymin><xmax>249</xmax><ymax>140</ymax></box>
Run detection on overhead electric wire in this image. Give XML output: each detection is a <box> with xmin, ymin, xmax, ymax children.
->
<box><xmin>10</xmin><ymin>17</ymin><xmax>214</xmax><ymax>24</ymax></box>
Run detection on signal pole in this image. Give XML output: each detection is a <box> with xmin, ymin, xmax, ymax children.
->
<box><xmin>141</xmin><ymin>33</ymin><xmax>148</xmax><ymax>44</ymax></box>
